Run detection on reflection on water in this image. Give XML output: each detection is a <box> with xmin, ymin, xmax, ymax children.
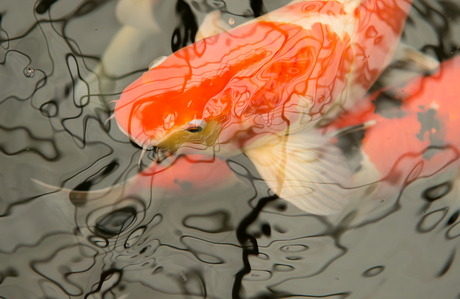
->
<box><xmin>1</xmin><ymin>0</ymin><xmax>460</xmax><ymax>298</ymax></box>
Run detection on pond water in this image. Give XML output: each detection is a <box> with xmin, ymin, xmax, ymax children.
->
<box><xmin>1</xmin><ymin>0</ymin><xmax>460</xmax><ymax>298</ymax></box>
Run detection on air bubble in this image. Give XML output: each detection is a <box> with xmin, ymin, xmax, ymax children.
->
<box><xmin>23</xmin><ymin>67</ymin><xmax>35</xmax><ymax>78</ymax></box>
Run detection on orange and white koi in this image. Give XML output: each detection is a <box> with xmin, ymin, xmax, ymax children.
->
<box><xmin>114</xmin><ymin>0</ymin><xmax>414</xmax><ymax>215</ymax></box>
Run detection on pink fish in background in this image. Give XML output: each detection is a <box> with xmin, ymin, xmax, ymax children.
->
<box><xmin>113</xmin><ymin>0</ymin><xmax>414</xmax><ymax>214</ymax></box>
<box><xmin>323</xmin><ymin>55</ymin><xmax>460</xmax><ymax>199</ymax></box>
<box><xmin>130</xmin><ymin>154</ymin><xmax>236</xmax><ymax>196</ymax></box>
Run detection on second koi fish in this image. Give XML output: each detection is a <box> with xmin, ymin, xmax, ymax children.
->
<box><xmin>114</xmin><ymin>0</ymin><xmax>414</xmax><ymax>215</ymax></box>
<box><xmin>325</xmin><ymin>55</ymin><xmax>460</xmax><ymax>204</ymax></box>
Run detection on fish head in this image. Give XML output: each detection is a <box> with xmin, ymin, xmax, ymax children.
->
<box><xmin>114</xmin><ymin>50</ymin><xmax>237</xmax><ymax>155</ymax></box>
<box><xmin>113</xmin><ymin>21</ymin><xmax>295</xmax><ymax>157</ymax></box>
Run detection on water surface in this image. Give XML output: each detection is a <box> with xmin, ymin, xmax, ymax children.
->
<box><xmin>1</xmin><ymin>0</ymin><xmax>460</xmax><ymax>298</ymax></box>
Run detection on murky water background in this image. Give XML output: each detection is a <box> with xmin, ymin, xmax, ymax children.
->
<box><xmin>1</xmin><ymin>0</ymin><xmax>460</xmax><ymax>298</ymax></box>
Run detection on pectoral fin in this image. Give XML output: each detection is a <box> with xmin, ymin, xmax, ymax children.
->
<box><xmin>245</xmin><ymin>131</ymin><xmax>351</xmax><ymax>215</ymax></box>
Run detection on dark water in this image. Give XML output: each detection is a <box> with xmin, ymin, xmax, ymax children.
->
<box><xmin>1</xmin><ymin>0</ymin><xmax>460</xmax><ymax>298</ymax></box>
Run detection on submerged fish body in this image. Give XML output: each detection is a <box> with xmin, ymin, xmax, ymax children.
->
<box><xmin>114</xmin><ymin>0</ymin><xmax>414</xmax><ymax>214</ymax></box>
<box><xmin>326</xmin><ymin>55</ymin><xmax>460</xmax><ymax>197</ymax></box>
<box><xmin>130</xmin><ymin>154</ymin><xmax>236</xmax><ymax>196</ymax></box>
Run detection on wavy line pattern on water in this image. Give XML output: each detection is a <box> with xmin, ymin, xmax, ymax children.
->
<box><xmin>1</xmin><ymin>0</ymin><xmax>460</xmax><ymax>298</ymax></box>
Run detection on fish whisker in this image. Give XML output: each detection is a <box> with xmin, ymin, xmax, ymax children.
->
<box><xmin>105</xmin><ymin>114</ymin><xmax>116</xmax><ymax>125</ymax></box>
<box><xmin>138</xmin><ymin>147</ymin><xmax>148</xmax><ymax>169</ymax></box>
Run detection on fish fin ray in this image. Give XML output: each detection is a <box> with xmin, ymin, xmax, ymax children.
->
<box><xmin>245</xmin><ymin>130</ymin><xmax>351</xmax><ymax>215</ymax></box>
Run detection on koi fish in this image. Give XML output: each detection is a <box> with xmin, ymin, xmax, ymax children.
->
<box><xmin>33</xmin><ymin>153</ymin><xmax>236</xmax><ymax>212</ymax></box>
<box><xmin>325</xmin><ymin>55</ymin><xmax>460</xmax><ymax>201</ymax></box>
<box><xmin>114</xmin><ymin>0</ymin><xmax>414</xmax><ymax>215</ymax></box>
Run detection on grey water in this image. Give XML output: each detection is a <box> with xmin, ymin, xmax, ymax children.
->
<box><xmin>1</xmin><ymin>0</ymin><xmax>460</xmax><ymax>298</ymax></box>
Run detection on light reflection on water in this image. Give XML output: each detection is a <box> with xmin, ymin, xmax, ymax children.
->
<box><xmin>0</xmin><ymin>0</ymin><xmax>460</xmax><ymax>298</ymax></box>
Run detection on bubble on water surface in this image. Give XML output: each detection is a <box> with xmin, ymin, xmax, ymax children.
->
<box><xmin>23</xmin><ymin>66</ymin><xmax>35</xmax><ymax>78</ymax></box>
<box><xmin>3</xmin><ymin>0</ymin><xmax>460</xmax><ymax>298</ymax></box>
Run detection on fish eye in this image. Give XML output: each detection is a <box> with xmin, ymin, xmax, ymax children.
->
<box><xmin>186</xmin><ymin>126</ymin><xmax>203</xmax><ymax>133</ymax></box>
<box><xmin>184</xmin><ymin>119</ymin><xmax>207</xmax><ymax>133</ymax></box>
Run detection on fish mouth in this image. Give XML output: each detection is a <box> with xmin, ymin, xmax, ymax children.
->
<box><xmin>152</xmin><ymin>120</ymin><xmax>222</xmax><ymax>159</ymax></box>
<box><xmin>152</xmin><ymin>146</ymin><xmax>172</xmax><ymax>164</ymax></box>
